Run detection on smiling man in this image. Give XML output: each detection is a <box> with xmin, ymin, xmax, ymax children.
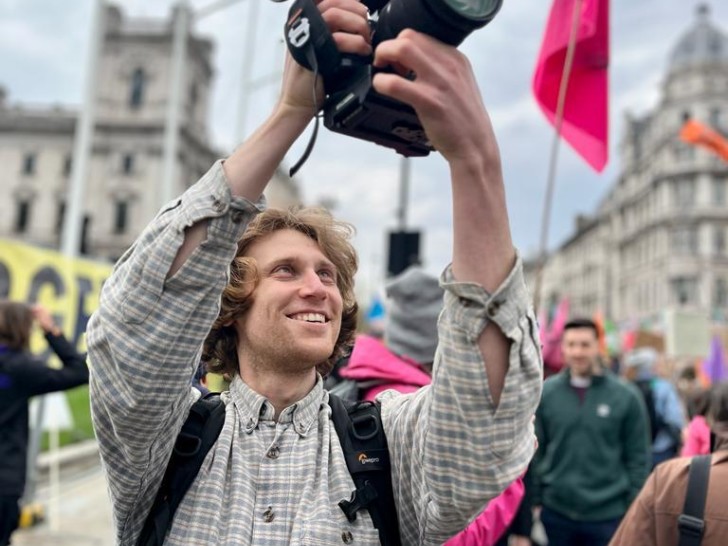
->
<box><xmin>532</xmin><ymin>318</ymin><xmax>651</xmax><ymax>546</ymax></box>
<box><xmin>87</xmin><ymin>1</ymin><xmax>542</xmax><ymax>545</ymax></box>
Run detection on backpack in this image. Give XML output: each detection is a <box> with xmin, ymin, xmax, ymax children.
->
<box><xmin>635</xmin><ymin>379</ymin><xmax>660</xmax><ymax>442</ymax></box>
<box><xmin>137</xmin><ymin>392</ymin><xmax>402</xmax><ymax>546</ymax></box>
<box><xmin>677</xmin><ymin>454</ymin><xmax>712</xmax><ymax>546</ymax></box>
<box><xmin>327</xmin><ymin>377</ymin><xmax>390</xmax><ymax>404</ymax></box>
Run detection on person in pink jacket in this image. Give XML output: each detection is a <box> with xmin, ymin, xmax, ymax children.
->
<box><xmin>681</xmin><ymin>387</ymin><xmax>712</xmax><ymax>456</ymax></box>
<box><xmin>339</xmin><ymin>266</ymin><xmax>526</xmax><ymax>546</ymax></box>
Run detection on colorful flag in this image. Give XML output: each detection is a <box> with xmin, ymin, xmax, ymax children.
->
<box><xmin>702</xmin><ymin>335</ymin><xmax>727</xmax><ymax>384</ymax></box>
<box><xmin>680</xmin><ymin>118</ymin><xmax>728</xmax><ymax>162</ymax></box>
<box><xmin>543</xmin><ymin>298</ymin><xmax>570</xmax><ymax>373</ymax></box>
<box><xmin>532</xmin><ymin>0</ymin><xmax>609</xmax><ymax>172</ymax></box>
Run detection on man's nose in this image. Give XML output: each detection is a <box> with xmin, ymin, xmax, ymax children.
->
<box><xmin>299</xmin><ymin>270</ymin><xmax>327</xmax><ymax>298</ymax></box>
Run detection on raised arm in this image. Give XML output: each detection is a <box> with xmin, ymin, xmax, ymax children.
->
<box><xmin>372</xmin><ymin>31</ymin><xmax>542</xmax><ymax>543</ymax></box>
<box><xmin>373</xmin><ymin>30</ymin><xmax>515</xmax><ymax>405</ymax></box>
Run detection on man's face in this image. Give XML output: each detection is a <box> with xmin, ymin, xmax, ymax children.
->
<box><xmin>234</xmin><ymin>229</ymin><xmax>343</xmax><ymax>374</ymax></box>
<box><xmin>561</xmin><ymin>327</ymin><xmax>599</xmax><ymax>378</ymax></box>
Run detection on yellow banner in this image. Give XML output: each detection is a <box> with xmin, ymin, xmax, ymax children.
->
<box><xmin>0</xmin><ymin>239</ymin><xmax>112</xmax><ymax>354</ymax></box>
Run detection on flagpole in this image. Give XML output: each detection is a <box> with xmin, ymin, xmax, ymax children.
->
<box><xmin>533</xmin><ymin>0</ymin><xmax>584</xmax><ymax>314</ymax></box>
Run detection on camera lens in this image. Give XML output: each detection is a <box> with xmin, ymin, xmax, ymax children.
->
<box><xmin>373</xmin><ymin>0</ymin><xmax>503</xmax><ymax>48</ymax></box>
<box><xmin>441</xmin><ymin>0</ymin><xmax>502</xmax><ymax>20</ymax></box>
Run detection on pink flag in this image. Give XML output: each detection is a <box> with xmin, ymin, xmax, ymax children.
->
<box><xmin>543</xmin><ymin>298</ymin><xmax>570</xmax><ymax>374</ymax></box>
<box><xmin>532</xmin><ymin>0</ymin><xmax>609</xmax><ymax>172</ymax></box>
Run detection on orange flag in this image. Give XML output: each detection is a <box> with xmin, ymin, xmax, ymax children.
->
<box><xmin>680</xmin><ymin>119</ymin><xmax>728</xmax><ymax>162</ymax></box>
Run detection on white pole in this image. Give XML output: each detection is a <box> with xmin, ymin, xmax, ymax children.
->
<box><xmin>161</xmin><ymin>1</ymin><xmax>191</xmax><ymax>207</ymax></box>
<box><xmin>61</xmin><ymin>0</ymin><xmax>105</xmax><ymax>258</ymax></box>
<box><xmin>234</xmin><ymin>0</ymin><xmax>260</xmax><ymax>144</ymax></box>
<box><xmin>49</xmin><ymin>425</ymin><xmax>60</xmax><ymax>531</ymax></box>
<box><xmin>397</xmin><ymin>157</ymin><xmax>411</xmax><ymax>230</ymax></box>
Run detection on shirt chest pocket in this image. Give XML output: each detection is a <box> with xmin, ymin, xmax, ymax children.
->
<box><xmin>299</xmin><ymin>520</ymin><xmax>381</xmax><ymax>546</ymax></box>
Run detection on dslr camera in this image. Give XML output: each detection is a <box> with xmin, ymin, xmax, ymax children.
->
<box><xmin>281</xmin><ymin>0</ymin><xmax>503</xmax><ymax>157</ymax></box>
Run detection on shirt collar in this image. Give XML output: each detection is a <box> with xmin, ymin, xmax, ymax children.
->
<box><xmin>229</xmin><ymin>374</ymin><xmax>325</xmax><ymax>437</ymax></box>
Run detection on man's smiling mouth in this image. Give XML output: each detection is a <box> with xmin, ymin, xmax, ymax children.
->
<box><xmin>288</xmin><ymin>312</ymin><xmax>328</xmax><ymax>323</ymax></box>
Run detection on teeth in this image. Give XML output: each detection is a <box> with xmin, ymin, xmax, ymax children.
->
<box><xmin>291</xmin><ymin>313</ymin><xmax>326</xmax><ymax>323</ymax></box>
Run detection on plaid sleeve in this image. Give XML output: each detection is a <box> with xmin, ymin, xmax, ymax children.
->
<box><xmin>87</xmin><ymin>161</ymin><xmax>263</xmax><ymax>543</ymax></box>
<box><xmin>380</xmin><ymin>255</ymin><xmax>543</xmax><ymax>545</ymax></box>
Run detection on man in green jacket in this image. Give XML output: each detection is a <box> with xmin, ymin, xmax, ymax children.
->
<box><xmin>532</xmin><ymin>318</ymin><xmax>650</xmax><ymax>546</ymax></box>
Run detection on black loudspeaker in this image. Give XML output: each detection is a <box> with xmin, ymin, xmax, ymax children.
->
<box><xmin>387</xmin><ymin>230</ymin><xmax>421</xmax><ymax>277</ymax></box>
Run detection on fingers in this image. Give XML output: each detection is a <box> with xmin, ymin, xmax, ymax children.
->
<box><xmin>320</xmin><ymin>0</ymin><xmax>372</xmax><ymax>56</ymax></box>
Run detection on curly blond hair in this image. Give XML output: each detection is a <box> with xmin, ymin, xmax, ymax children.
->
<box><xmin>203</xmin><ymin>207</ymin><xmax>358</xmax><ymax>378</ymax></box>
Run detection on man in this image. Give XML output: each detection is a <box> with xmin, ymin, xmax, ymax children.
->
<box><xmin>623</xmin><ymin>347</ymin><xmax>685</xmax><ymax>466</ymax></box>
<box><xmin>87</xmin><ymin>2</ymin><xmax>542</xmax><ymax>545</ymax></box>
<box><xmin>532</xmin><ymin>318</ymin><xmax>650</xmax><ymax>546</ymax></box>
<box><xmin>0</xmin><ymin>302</ymin><xmax>88</xmax><ymax>546</ymax></box>
<box><xmin>609</xmin><ymin>381</ymin><xmax>728</xmax><ymax>546</ymax></box>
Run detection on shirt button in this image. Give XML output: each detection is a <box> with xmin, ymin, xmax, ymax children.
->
<box><xmin>245</xmin><ymin>418</ymin><xmax>255</xmax><ymax>433</ymax></box>
<box><xmin>341</xmin><ymin>530</ymin><xmax>354</xmax><ymax>544</ymax></box>
<box><xmin>211</xmin><ymin>197</ymin><xmax>225</xmax><ymax>213</ymax></box>
<box><xmin>266</xmin><ymin>446</ymin><xmax>280</xmax><ymax>459</ymax></box>
<box><xmin>263</xmin><ymin>506</ymin><xmax>275</xmax><ymax>523</ymax></box>
<box><xmin>231</xmin><ymin>209</ymin><xmax>245</xmax><ymax>223</ymax></box>
<box><xmin>487</xmin><ymin>300</ymin><xmax>502</xmax><ymax>317</ymax></box>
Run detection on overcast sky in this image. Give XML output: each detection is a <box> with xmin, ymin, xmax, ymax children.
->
<box><xmin>1</xmin><ymin>0</ymin><xmax>726</xmax><ymax>299</ymax></box>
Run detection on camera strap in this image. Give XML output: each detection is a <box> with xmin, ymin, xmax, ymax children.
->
<box><xmin>284</xmin><ymin>0</ymin><xmax>342</xmax><ymax>84</ymax></box>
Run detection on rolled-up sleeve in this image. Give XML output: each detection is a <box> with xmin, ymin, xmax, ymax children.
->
<box><xmin>380</xmin><ymin>256</ymin><xmax>543</xmax><ymax>545</ymax></box>
<box><xmin>87</xmin><ymin>161</ymin><xmax>263</xmax><ymax>543</ymax></box>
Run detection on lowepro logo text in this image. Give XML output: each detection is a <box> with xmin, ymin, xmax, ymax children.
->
<box><xmin>357</xmin><ymin>453</ymin><xmax>380</xmax><ymax>465</ymax></box>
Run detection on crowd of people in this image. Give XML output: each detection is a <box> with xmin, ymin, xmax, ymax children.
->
<box><xmin>1</xmin><ymin>1</ymin><xmax>727</xmax><ymax>545</ymax></box>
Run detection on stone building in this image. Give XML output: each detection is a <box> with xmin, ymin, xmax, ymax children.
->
<box><xmin>530</xmin><ymin>4</ymin><xmax>728</xmax><ymax>328</ymax></box>
<box><xmin>0</xmin><ymin>4</ymin><xmax>299</xmax><ymax>262</ymax></box>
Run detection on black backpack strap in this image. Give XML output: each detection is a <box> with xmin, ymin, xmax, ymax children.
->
<box><xmin>136</xmin><ymin>393</ymin><xmax>226</xmax><ymax>546</ymax></box>
<box><xmin>329</xmin><ymin>393</ymin><xmax>402</xmax><ymax>546</ymax></box>
<box><xmin>678</xmin><ymin>454</ymin><xmax>712</xmax><ymax>546</ymax></box>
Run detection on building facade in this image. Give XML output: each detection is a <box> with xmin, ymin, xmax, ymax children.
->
<box><xmin>0</xmin><ymin>4</ymin><xmax>299</xmax><ymax>262</ymax></box>
<box><xmin>530</xmin><ymin>5</ymin><xmax>728</xmax><ymax>328</ymax></box>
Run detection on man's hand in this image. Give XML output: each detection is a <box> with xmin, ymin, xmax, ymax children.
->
<box><xmin>277</xmin><ymin>0</ymin><xmax>372</xmax><ymax>119</ymax></box>
<box><xmin>371</xmin><ymin>29</ymin><xmax>499</xmax><ymax>167</ymax></box>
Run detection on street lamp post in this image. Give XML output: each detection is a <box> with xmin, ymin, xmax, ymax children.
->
<box><xmin>60</xmin><ymin>0</ymin><xmax>106</xmax><ymax>258</ymax></box>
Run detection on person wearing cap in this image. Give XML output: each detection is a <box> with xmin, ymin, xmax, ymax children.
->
<box><xmin>532</xmin><ymin>318</ymin><xmax>651</xmax><ymax>546</ymax></box>
<box><xmin>609</xmin><ymin>381</ymin><xmax>728</xmax><ymax>546</ymax></box>
<box><xmin>623</xmin><ymin>347</ymin><xmax>686</xmax><ymax>467</ymax></box>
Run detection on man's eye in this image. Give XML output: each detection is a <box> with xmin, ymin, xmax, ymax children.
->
<box><xmin>318</xmin><ymin>269</ymin><xmax>336</xmax><ymax>283</ymax></box>
<box><xmin>273</xmin><ymin>265</ymin><xmax>294</xmax><ymax>275</ymax></box>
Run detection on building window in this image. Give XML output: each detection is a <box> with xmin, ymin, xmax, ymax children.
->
<box><xmin>673</xmin><ymin>143</ymin><xmax>695</xmax><ymax>162</ymax></box>
<box><xmin>716</xmin><ymin>279</ymin><xmax>728</xmax><ymax>308</ymax></box>
<box><xmin>14</xmin><ymin>200</ymin><xmax>31</xmax><ymax>233</ymax></box>
<box><xmin>713</xmin><ymin>177</ymin><xmax>726</xmax><ymax>205</ymax></box>
<box><xmin>62</xmin><ymin>154</ymin><xmax>73</xmax><ymax>177</ymax></box>
<box><xmin>671</xmin><ymin>226</ymin><xmax>698</xmax><ymax>255</ymax></box>
<box><xmin>710</xmin><ymin>107</ymin><xmax>722</xmax><ymax>129</ymax></box>
<box><xmin>122</xmin><ymin>154</ymin><xmax>135</xmax><ymax>175</ymax></box>
<box><xmin>673</xmin><ymin>178</ymin><xmax>696</xmax><ymax>208</ymax></box>
<box><xmin>129</xmin><ymin>68</ymin><xmax>145</xmax><ymax>108</ymax></box>
<box><xmin>671</xmin><ymin>276</ymin><xmax>698</xmax><ymax>305</ymax></box>
<box><xmin>22</xmin><ymin>153</ymin><xmax>36</xmax><ymax>175</ymax></box>
<box><xmin>56</xmin><ymin>201</ymin><xmax>66</xmax><ymax>233</ymax></box>
<box><xmin>189</xmin><ymin>83</ymin><xmax>198</xmax><ymax>117</ymax></box>
<box><xmin>715</xmin><ymin>226</ymin><xmax>726</xmax><ymax>256</ymax></box>
<box><xmin>114</xmin><ymin>201</ymin><xmax>128</xmax><ymax>234</ymax></box>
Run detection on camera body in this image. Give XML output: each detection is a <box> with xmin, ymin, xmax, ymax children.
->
<box><xmin>284</xmin><ymin>0</ymin><xmax>502</xmax><ymax>156</ymax></box>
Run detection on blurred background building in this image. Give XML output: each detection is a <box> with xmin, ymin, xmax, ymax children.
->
<box><xmin>0</xmin><ymin>3</ymin><xmax>299</xmax><ymax>262</ymax></box>
<box><xmin>528</xmin><ymin>5</ymin><xmax>728</xmax><ymax>329</ymax></box>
